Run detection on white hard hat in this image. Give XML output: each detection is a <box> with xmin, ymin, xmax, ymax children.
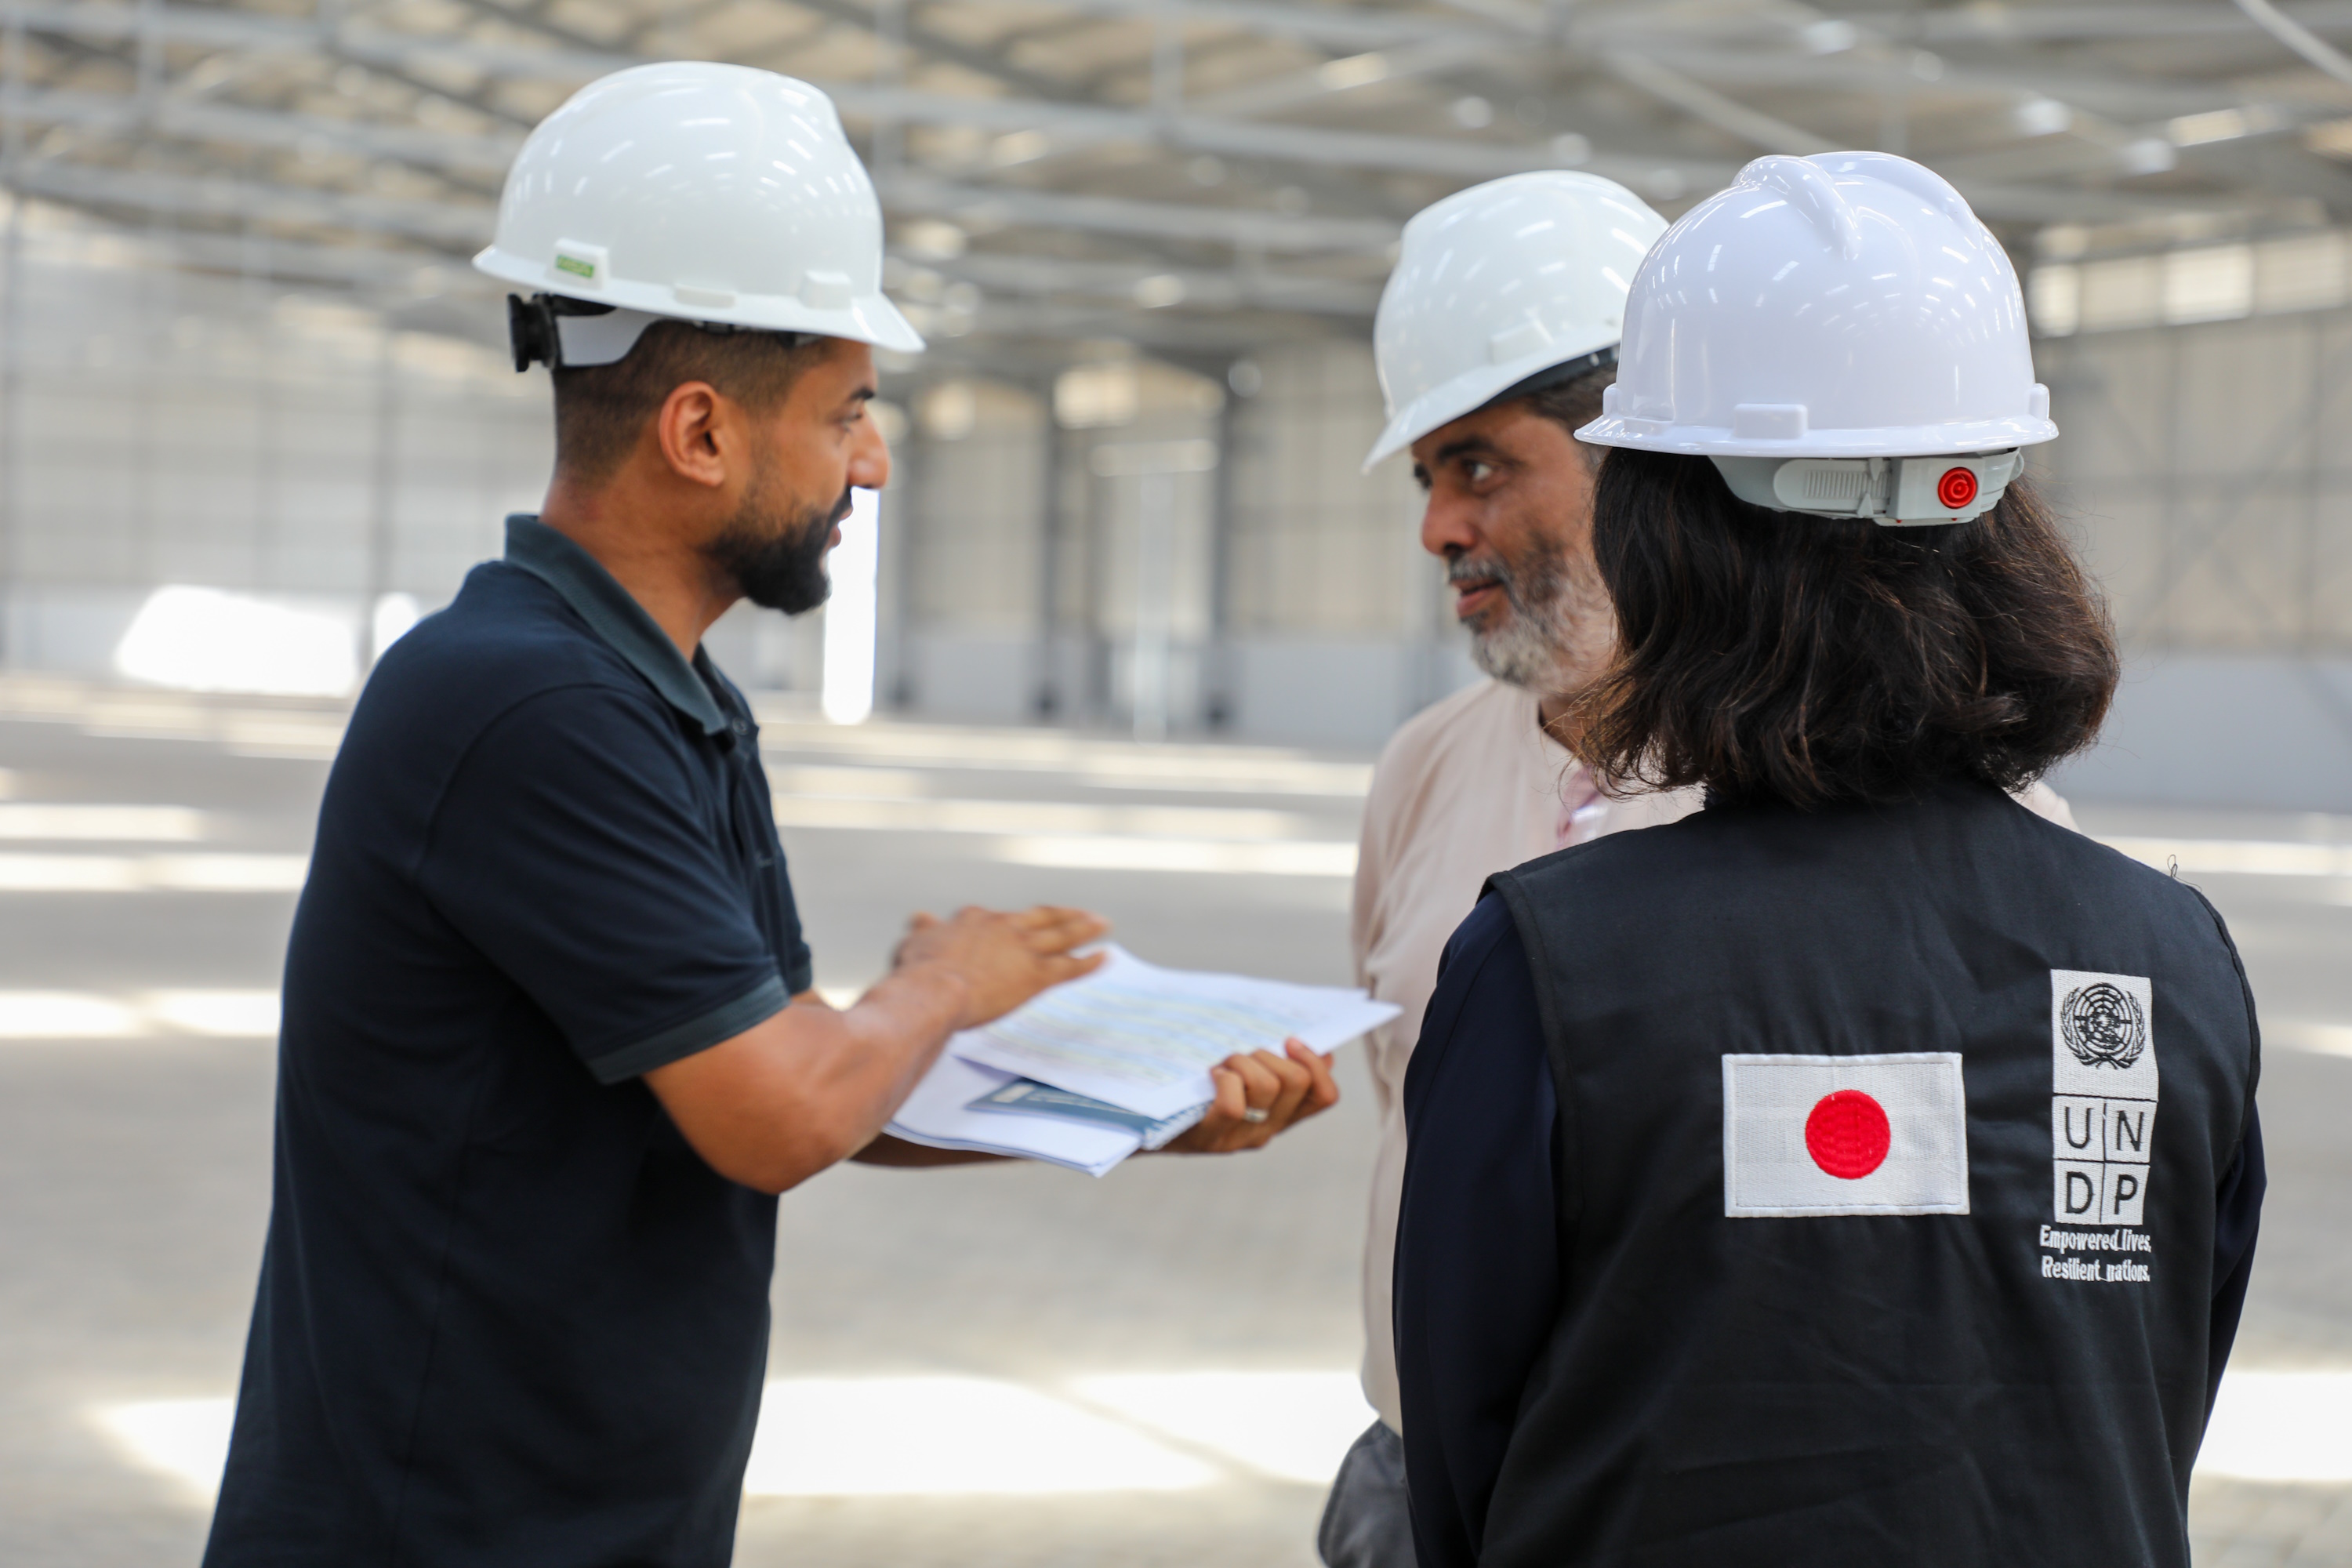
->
<box><xmin>1576</xmin><ymin>151</ymin><xmax>2054</xmax><ymax>525</ymax></box>
<box><xmin>473</xmin><ymin>61</ymin><xmax>924</xmax><ymax>367</ymax></box>
<box><xmin>1363</xmin><ymin>171</ymin><xmax>1668</xmax><ymax>472</ymax></box>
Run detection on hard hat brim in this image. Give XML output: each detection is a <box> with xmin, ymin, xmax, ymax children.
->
<box><xmin>473</xmin><ymin>246</ymin><xmax>927</xmax><ymax>354</ymax></box>
<box><xmin>1362</xmin><ymin>331</ymin><xmax>1618</xmax><ymax>472</ymax></box>
<box><xmin>1573</xmin><ymin>413</ymin><xmax>2059</xmax><ymax>459</ymax></box>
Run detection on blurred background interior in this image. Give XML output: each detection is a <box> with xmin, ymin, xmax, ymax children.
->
<box><xmin>2</xmin><ymin>1</ymin><xmax>2351</xmax><ymax>1564</ymax></box>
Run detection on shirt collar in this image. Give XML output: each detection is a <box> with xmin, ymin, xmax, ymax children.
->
<box><xmin>503</xmin><ymin>514</ymin><xmax>730</xmax><ymax>738</ymax></box>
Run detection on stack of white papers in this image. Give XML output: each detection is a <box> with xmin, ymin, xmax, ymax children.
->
<box><xmin>885</xmin><ymin>945</ymin><xmax>1399</xmax><ymax>1177</ymax></box>
<box><xmin>887</xmin><ymin>1054</ymin><xmax>1141</xmax><ymax>1177</ymax></box>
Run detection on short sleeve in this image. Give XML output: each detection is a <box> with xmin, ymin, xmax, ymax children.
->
<box><xmin>420</xmin><ymin>684</ymin><xmax>788</xmax><ymax>1083</ymax></box>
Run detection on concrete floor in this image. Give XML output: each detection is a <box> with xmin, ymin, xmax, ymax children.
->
<box><xmin>0</xmin><ymin>676</ymin><xmax>2347</xmax><ymax>1566</ymax></box>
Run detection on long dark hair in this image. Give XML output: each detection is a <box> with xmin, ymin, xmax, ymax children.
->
<box><xmin>1565</xmin><ymin>448</ymin><xmax>2118</xmax><ymax>809</ymax></box>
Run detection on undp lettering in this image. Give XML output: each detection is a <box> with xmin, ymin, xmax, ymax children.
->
<box><xmin>2049</xmin><ymin>971</ymin><xmax>2158</xmax><ymax>1232</ymax></box>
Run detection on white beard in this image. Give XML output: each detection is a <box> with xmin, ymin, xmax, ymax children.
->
<box><xmin>1460</xmin><ymin>542</ymin><xmax>1615</xmax><ymax>698</ymax></box>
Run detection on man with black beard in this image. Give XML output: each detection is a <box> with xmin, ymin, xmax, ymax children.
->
<box><xmin>206</xmin><ymin>67</ymin><xmax>1334</xmax><ymax>1568</ymax></box>
<box><xmin>704</xmin><ymin>473</ymin><xmax>851</xmax><ymax>615</ymax></box>
<box><xmin>1322</xmin><ymin>172</ymin><xmax>2077</xmax><ymax>1568</ymax></box>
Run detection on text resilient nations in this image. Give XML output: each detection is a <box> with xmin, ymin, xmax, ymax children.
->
<box><xmin>2038</xmin><ymin>1225</ymin><xmax>2153</xmax><ymax>1284</ymax></box>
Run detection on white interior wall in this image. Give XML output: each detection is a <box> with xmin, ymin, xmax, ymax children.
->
<box><xmin>2034</xmin><ymin>296</ymin><xmax>2352</xmax><ymax>809</ymax></box>
<box><xmin>0</xmin><ymin>206</ymin><xmax>1482</xmax><ymax>744</ymax></box>
<box><xmin>1076</xmin><ymin>361</ymin><xmax>1221</xmax><ymax>731</ymax></box>
<box><xmin>1221</xmin><ymin>340</ymin><xmax>1470</xmax><ymax>743</ymax></box>
<box><xmin>895</xmin><ymin>379</ymin><xmax>1051</xmax><ymax>721</ymax></box>
<box><xmin>21</xmin><ymin>196</ymin><xmax>2352</xmax><ymax>804</ymax></box>
<box><xmin>0</xmin><ymin>203</ymin><xmax>552</xmax><ymax>683</ymax></box>
<box><xmin>882</xmin><ymin>342</ymin><xmax>1475</xmax><ymax>745</ymax></box>
<box><xmin>1227</xmin><ymin>341</ymin><xmax>1428</xmax><ymax>639</ymax></box>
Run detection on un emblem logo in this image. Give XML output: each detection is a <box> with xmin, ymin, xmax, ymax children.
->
<box><xmin>2060</xmin><ymin>982</ymin><xmax>2147</xmax><ymax>1069</ymax></box>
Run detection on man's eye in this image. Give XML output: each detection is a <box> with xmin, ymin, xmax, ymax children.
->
<box><xmin>1464</xmin><ymin>459</ymin><xmax>1496</xmax><ymax>484</ymax></box>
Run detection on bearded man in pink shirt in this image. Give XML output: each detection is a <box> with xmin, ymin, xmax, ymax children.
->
<box><xmin>1320</xmin><ymin>172</ymin><xmax>2078</xmax><ymax>1568</ymax></box>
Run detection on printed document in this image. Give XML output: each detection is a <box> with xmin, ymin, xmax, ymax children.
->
<box><xmin>967</xmin><ymin>1077</ymin><xmax>1209</xmax><ymax>1150</ymax></box>
<box><xmin>886</xmin><ymin>1053</ymin><xmax>1141</xmax><ymax>1178</ymax></box>
<box><xmin>949</xmin><ymin>945</ymin><xmax>1397</xmax><ymax>1120</ymax></box>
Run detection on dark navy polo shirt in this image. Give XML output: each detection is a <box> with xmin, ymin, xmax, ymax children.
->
<box><xmin>205</xmin><ymin>517</ymin><xmax>811</xmax><ymax>1568</ymax></box>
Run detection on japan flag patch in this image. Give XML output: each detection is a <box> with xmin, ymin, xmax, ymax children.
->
<box><xmin>1722</xmin><ymin>1053</ymin><xmax>1970</xmax><ymax>1218</ymax></box>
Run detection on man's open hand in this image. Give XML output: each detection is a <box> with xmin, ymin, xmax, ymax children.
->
<box><xmin>894</xmin><ymin>905</ymin><xmax>1109</xmax><ymax>1029</ymax></box>
<box><xmin>1163</xmin><ymin>1037</ymin><xmax>1340</xmax><ymax>1153</ymax></box>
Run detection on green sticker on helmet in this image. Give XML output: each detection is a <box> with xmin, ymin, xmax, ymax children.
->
<box><xmin>554</xmin><ymin>254</ymin><xmax>597</xmax><ymax>279</ymax></box>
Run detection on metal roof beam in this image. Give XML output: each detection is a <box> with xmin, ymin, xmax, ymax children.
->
<box><xmin>785</xmin><ymin>0</ymin><xmax>1080</xmax><ymax>100</ymax></box>
<box><xmin>0</xmin><ymin>118</ymin><xmax>1394</xmax><ymax>255</ymax></box>
<box><xmin>153</xmin><ymin>227</ymin><xmax>488</xmax><ymax>294</ymax></box>
<box><xmin>441</xmin><ymin>0</ymin><xmax>1076</xmax><ymax>103</ymax></box>
<box><xmin>0</xmin><ymin>5</ymin><xmax>2294</xmax><ymax>253</ymax></box>
<box><xmin>918</xmin><ymin>246</ymin><xmax>1379</xmax><ymax>314</ymax></box>
<box><xmin>1180</xmin><ymin>34</ymin><xmax>1500</xmax><ymax>120</ymax></box>
<box><xmin>4</xmin><ymin>159</ymin><xmax>493</xmax><ymax>247</ymax></box>
<box><xmin>2</xmin><ymin>84</ymin><xmax>523</xmax><ymax>172</ymax></box>
<box><xmin>931</xmin><ymin>294</ymin><xmax>1342</xmax><ymax>350</ymax></box>
<box><xmin>1844</xmin><ymin>3</ymin><xmax>2352</xmax><ymax>45</ymax></box>
<box><xmin>0</xmin><ymin>13</ymin><xmax>1733</xmax><ymax>194</ymax></box>
<box><xmin>0</xmin><ymin>84</ymin><xmax>1411</xmax><ymax>256</ymax></box>
<box><xmin>0</xmin><ymin>3</ymin><xmax>1685</xmax><ymax>183</ymax></box>
<box><xmin>0</xmin><ymin>2</ymin><xmax>637</xmax><ymax>82</ymax></box>
<box><xmin>1616</xmin><ymin>42</ymin><xmax>2322</xmax><ymax>121</ymax></box>
<box><xmin>878</xmin><ymin>170</ymin><xmax>1398</xmax><ymax>250</ymax></box>
<box><xmin>1600</xmin><ymin>51</ymin><xmax>1835</xmax><ymax>158</ymax></box>
<box><xmin>6</xmin><ymin>162</ymin><xmax>1369</xmax><ymax>336</ymax></box>
<box><xmin>925</xmin><ymin>0</ymin><xmax>1524</xmax><ymax>53</ymax></box>
<box><xmin>1</xmin><ymin>77</ymin><xmax>1420</xmax><ymax>253</ymax></box>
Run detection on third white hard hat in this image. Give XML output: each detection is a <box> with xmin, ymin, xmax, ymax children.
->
<box><xmin>1576</xmin><ymin>151</ymin><xmax>2053</xmax><ymax>524</ymax></box>
<box><xmin>473</xmin><ymin>61</ymin><xmax>923</xmax><ymax>365</ymax></box>
<box><xmin>1362</xmin><ymin>171</ymin><xmax>1668</xmax><ymax>472</ymax></box>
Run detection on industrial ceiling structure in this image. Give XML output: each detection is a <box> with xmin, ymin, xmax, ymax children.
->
<box><xmin>11</xmin><ymin>0</ymin><xmax>2352</xmax><ymax>372</ymax></box>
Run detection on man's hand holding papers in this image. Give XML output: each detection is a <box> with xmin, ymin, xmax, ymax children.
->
<box><xmin>1158</xmin><ymin>1038</ymin><xmax>1339</xmax><ymax>1153</ymax></box>
<box><xmin>884</xmin><ymin>945</ymin><xmax>1393</xmax><ymax>1173</ymax></box>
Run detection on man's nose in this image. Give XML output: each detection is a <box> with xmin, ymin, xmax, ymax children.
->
<box><xmin>1419</xmin><ymin>489</ymin><xmax>1483</xmax><ymax>561</ymax></box>
<box><xmin>849</xmin><ymin>416</ymin><xmax>891</xmax><ymax>492</ymax></box>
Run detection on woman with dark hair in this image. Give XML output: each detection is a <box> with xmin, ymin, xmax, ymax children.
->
<box><xmin>1391</xmin><ymin>154</ymin><xmax>2263</xmax><ymax>1568</ymax></box>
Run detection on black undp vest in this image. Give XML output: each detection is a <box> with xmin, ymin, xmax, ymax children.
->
<box><xmin>1483</xmin><ymin>782</ymin><xmax>2257</xmax><ymax>1568</ymax></box>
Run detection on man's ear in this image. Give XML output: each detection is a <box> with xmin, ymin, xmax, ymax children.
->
<box><xmin>654</xmin><ymin>381</ymin><xmax>731</xmax><ymax>490</ymax></box>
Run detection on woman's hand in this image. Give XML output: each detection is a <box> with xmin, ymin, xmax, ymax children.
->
<box><xmin>1161</xmin><ymin>1038</ymin><xmax>1340</xmax><ymax>1153</ymax></box>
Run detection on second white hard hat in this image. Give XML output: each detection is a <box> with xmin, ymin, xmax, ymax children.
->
<box><xmin>1363</xmin><ymin>171</ymin><xmax>1668</xmax><ymax>472</ymax></box>
<box><xmin>1576</xmin><ymin>151</ymin><xmax>2053</xmax><ymax>525</ymax></box>
<box><xmin>473</xmin><ymin>61</ymin><xmax>924</xmax><ymax>365</ymax></box>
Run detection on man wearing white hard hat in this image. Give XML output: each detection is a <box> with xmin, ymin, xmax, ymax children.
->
<box><xmin>201</xmin><ymin>63</ymin><xmax>1333</xmax><ymax>1568</ymax></box>
<box><xmin>1332</xmin><ymin>167</ymin><xmax>2080</xmax><ymax>1568</ymax></box>
<box><xmin>1392</xmin><ymin>152</ymin><xmax>2262</xmax><ymax>1568</ymax></box>
<box><xmin>1330</xmin><ymin>169</ymin><xmax>1683</xmax><ymax>1568</ymax></box>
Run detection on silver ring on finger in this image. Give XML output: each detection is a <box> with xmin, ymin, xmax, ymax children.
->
<box><xmin>1240</xmin><ymin>1106</ymin><xmax>1271</xmax><ymax>1124</ymax></box>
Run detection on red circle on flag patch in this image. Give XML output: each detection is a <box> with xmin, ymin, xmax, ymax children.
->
<box><xmin>1805</xmin><ymin>1090</ymin><xmax>1891</xmax><ymax>1180</ymax></box>
<box><xmin>1936</xmin><ymin>466</ymin><xmax>1979</xmax><ymax>510</ymax></box>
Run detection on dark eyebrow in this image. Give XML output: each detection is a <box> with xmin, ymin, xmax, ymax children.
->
<box><xmin>843</xmin><ymin>384</ymin><xmax>878</xmax><ymax>410</ymax></box>
<box><xmin>1432</xmin><ymin>435</ymin><xmax>1505</xmax><ymax>466</ymax></box>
